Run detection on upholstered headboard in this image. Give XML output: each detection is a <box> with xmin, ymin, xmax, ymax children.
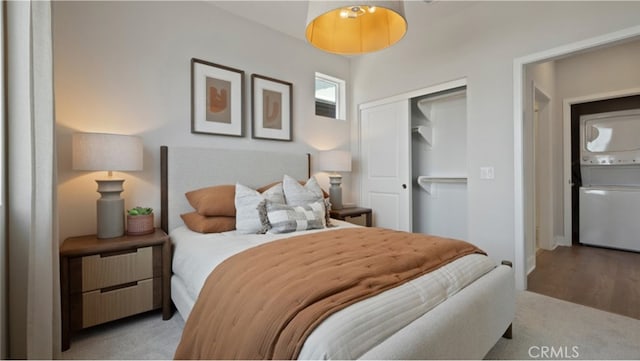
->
<box><xmin>160</xmin><ymin>146</ymin><xmax>310</xmax><ymax>234</ymax></box>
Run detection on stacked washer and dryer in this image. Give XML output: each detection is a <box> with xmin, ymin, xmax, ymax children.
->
<box><xmin>579</xmin><ymin>108</ymin><xmax>640</xmax><ymax>252</ymax></box>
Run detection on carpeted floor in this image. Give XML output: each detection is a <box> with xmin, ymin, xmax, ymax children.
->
<box><xmin>58</xmin><ymin>291</ymin><xmax>640</xmax><ymax>360</ymax></box>
<box><xmin>485</xmin><ymin>291</ymin><xmax>640</xmax><ymax>360</ymax></box>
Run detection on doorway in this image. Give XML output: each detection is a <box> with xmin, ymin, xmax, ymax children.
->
<box><xmin>529</xmin><ymin>93</ymin><xmax>640</xmax><ymax>318</ymax></box>
<box><xmin>513</xmin><ymin>25</ymin><xmax>640</xmax><ymax>290</ymax></box>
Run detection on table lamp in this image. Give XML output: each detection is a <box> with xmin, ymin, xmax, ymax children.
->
<box><xmin>318</xmin><ymin>150</ymin><xmax>352</xmax><ymax>209</ymax></box>
<box><xmin>72</xmin><ymin>133</ymin><xmax>143</xmax><ymax>239</ymax></box>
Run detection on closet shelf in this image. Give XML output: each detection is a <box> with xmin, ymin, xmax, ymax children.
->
<box><xmin>416</xmin><ymin>102</ymin><xmax>432</xmax><ymax>122</ymax></box>
<box><xmin>416</xmin><ymin>88</ymin><xmax>466</xmax><ymax>121</ymax></box>
<box><xmin>412</xmin><ymin>125</ymin><xmax>432</xmax><ymax>146</ymax></box>
<box><xmin>417</xmin><ymin>176</ymin><xmax>467</xmax><ymax>194</ymax></box>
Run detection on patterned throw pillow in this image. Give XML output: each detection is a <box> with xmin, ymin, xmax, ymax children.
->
<box><xmin>282</xmin><ymin>175</ymin><xmax>332</xmax><ymax>226</ymax></box>
<box><xmin>235</xmin><ymin>183</ymin><xmax>285</xmax><ymax>234</ymax></box>
<box><xmin>265</xmin><ymin>200</ymin><xmax>326</xmax><ymax>234</ymax></box>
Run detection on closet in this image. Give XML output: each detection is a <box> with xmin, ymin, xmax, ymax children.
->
<box><xmin>411</xmin><ymin>87</ymin><xmax>468</xmax><ymax>239</ymax></box>
<box><xmin>359</xmin><ymin>80</ymin><xmax>468</xmax><ymax>238</ymax></box>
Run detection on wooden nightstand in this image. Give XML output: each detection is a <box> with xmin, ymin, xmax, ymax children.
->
<box><xmin>60</xmin><ymin>229</ymin><xmax>172</xmax><ymax>351</ymax></box>
<box><xmin>330</xmin><ymin>207</ymin><xmax>372</xmax><ymax>227</ymax></box>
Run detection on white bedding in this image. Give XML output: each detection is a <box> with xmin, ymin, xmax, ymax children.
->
<box><xmin>171</xmin><ymin>221</ymin><xmax>496</xmax><ymax>360</ymax></box>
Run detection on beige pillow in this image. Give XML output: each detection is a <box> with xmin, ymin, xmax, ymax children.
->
<box><xmin>185</xmin><ymin>185</ymin><xmax>236</xmax><ymax>217</ymax></box>
<box><xmin>181</xmin><ymin>212</ymin><xmax>236</xmax><ymax>233</ymax></box>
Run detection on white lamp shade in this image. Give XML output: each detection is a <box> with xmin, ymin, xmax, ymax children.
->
<box><xmin>318</xmin><ymin>150</ymin><xmax>352</xmax><ymax>173</ymax></box>
<box><xmin>72</xmin><ymin>133</ymin><xmax>143</xmax><ymax>172</ymax></box>
<box><xmin>305</xmin><ymin>0</ymin><xmax>407</xmax><ymax>55</ymax></box>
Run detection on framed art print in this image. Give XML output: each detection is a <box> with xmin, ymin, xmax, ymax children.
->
<box><xmin>251</xmin><ymin>74</ymin><xmax>292</xmax><ymax>141</ymax></box>
<box><xmin>191</xmin><ymin>58</ymin><xmax>244</xmax><ymax>137</ymax></box>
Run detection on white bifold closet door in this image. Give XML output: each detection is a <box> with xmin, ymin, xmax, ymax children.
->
<box><xmin>360</xmin><ymin>100</ymin><xmax>412</xmax><ymax>231</ymax></box>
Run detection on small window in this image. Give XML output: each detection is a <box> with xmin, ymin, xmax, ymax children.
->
<box><xmin>315</xmin><ymin>72</ymin><xmax>346</xmax><ymax>120</ymax></box>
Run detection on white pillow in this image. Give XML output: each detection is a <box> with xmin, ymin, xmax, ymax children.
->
<box><xmin>262</xmin><ymin>182</ymin><xmax>285</xmax><ymax>204</ymax></box>
<box><xmin>282</xmin><ymin>175</ymin><xmax>324</xmax><ymax>207</ymax></box>
<box><xmin>235</xmin><ymin>183</ymin><xmax>284</xmax><ymax>234</ymax></box>
<box><xmin>266</xmin><ymin>200</ymin><xmax>325</xmax><ymax>234</ymax></box>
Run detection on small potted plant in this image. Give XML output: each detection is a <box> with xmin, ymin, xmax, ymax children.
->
<box><xmin>126</xmin><ymin>206</ymin><xmax>154</xmax><ymax>236</ymax></box>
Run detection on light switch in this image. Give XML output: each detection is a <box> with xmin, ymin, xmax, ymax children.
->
<box><xmin>480</xmin><ymin>167</ymin><xmax>495</xmax><ymax>179</ymax></box>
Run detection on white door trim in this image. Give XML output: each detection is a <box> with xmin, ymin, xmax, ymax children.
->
<box><xmin>359</xmin><ymin>78</ymin><xmax>467</xmax><ymax>110</ymax></box>
<box><xmin>525</xmin><ymin>82</ymin><xmax>552</xmax><ymax>275</ymax></box>
<box><xmin>513</xmin><ymin>24</ymin><xmax>640</xmax><ymax>291</ymax></box>
<box><xmin>561</xmin><ymin>87</ymin><xmax>640</xmax><ymax>247</ymax></box>
<box><xmin>533</xmin><ymin>82</ymin><xmax>552</xmax><ymax>251</ymax></box>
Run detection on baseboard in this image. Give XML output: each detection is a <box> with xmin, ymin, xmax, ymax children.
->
<box><xmin>554</xmin><ymin>235</ymin><xmax>569</xmax><ymax>248</ymax></box>
<box><xmin>526</xmin><ymin>256</ymin><xmax>536</xmax><ymax>275</ymax></box>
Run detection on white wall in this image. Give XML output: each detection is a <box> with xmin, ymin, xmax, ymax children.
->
<box><xmin>523</xmin><ymin>61</ymin><xmax>555</xmax><ymax>273</ymax></box>
<box><xmin>555</xmin><ymin>40</ymin><xmax>640</xmax><ymax>100</ymax></box>
<box><xmin>53</xmin><ymin>1</ymin><xmax>640</xmax><ymax>261</ymax></box>
<box><xmin>528</xmin><ymin>62</ymin><xmax>556</xmax><ymax>247</ymax></box>
<box><xmin>350</xmin><ymin>1</ymin><xmax>640</xmax><ymax>264</ymax></box>
<box><xmin>53</xmin><ymin>1</ymin><xmax>351</xmax><ymax>240</ymax></box>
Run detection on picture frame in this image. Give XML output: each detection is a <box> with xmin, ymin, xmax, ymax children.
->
<box><xmin>191</xmin><ymin>58</ymin><xmax>244</xmax><ymax>137</ymax></box>
<box><xmin>251</xmin><ymin>74</ymin><xmax>293</xmax><ymax>141</ymax></box>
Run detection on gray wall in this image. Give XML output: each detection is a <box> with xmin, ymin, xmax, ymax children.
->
<box><xmin>53</xmin><ymin>1</ymin><xmax>351</xmax><ymax>240</ymax></box>
<box><xmin>349</xmin><ymin>1</ymin><xmax>640</xmax><ymax>264</ymax></box>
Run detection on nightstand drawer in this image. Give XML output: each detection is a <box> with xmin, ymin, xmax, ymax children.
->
<box><xmin>61</xmin><ymin>230</ymin><xmax>172</xmax><ymax>351</ymax></box>
<box><xmin>82</xmin><ymin>278</ymin><xmax>157</xmax><ymax>328</ymax></box>
<box><xmin>82</xmin><ymin>246</ymin><xmax>153</xmax><ymax>291</ymax></box>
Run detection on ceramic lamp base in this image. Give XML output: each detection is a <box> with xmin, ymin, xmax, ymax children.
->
<box><xmin>96</xmin><ymin>179</ymin><xmax>125</xmax><ymax>239</ymax></box>
<box><xmin>329</xmin><ymin>174</ymin><xmax>343</xmax><ymax>210</ymax></box>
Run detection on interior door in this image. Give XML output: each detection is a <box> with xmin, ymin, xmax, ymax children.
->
<box><xmin>360</xmin><ymin>100</ymin><xmax>411</xmax><ymax>231</ymax></box>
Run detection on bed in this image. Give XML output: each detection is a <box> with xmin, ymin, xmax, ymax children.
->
<box><xmin>160</xmin><ymin>146</ymin><xmax>515</xmax><ymax>360</ymax></box>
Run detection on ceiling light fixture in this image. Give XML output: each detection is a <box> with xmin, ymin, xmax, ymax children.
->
<box><xmin>305</xmin><ymin>1</ymin><xmax>407</xmax><ymax>55</ymax></box>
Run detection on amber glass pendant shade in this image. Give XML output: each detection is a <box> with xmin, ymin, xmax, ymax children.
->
<box><xmin>305</xmin><ymin>1</ymin><xmax>407</xmax><ymax>55</ymax></box>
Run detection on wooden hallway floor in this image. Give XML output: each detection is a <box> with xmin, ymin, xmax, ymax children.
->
<box><xmin>527</xmin><ymin>244</ymin><xmax>640</xmax><ymax>320</ymax></box>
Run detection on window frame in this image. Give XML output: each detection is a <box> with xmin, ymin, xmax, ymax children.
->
<box><xmin>315</xmin><ymin>72</ymin><xmax>346</xmax><ymax>121</ymax></box>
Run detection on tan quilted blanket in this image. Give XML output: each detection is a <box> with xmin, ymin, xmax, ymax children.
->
<box><xmin>174</xmin><ymin>227</ymin><xmax>485</xmax><ymax>360</ymax></box>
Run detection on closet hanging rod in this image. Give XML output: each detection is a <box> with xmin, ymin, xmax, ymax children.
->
<box><xmin>411</xmin><ymin>125</ymin><xmax>431</xmax><ymax>131</ymax></box>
